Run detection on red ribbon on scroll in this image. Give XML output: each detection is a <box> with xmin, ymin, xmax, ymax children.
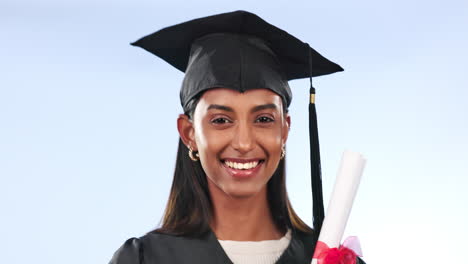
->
<box><xmin>313</xmin><ymin>236</ymin><xmax>363</xmax><ymax>264</ymax></box>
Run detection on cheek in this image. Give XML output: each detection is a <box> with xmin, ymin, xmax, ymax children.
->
<box><xmin>255</xmin><ymin>128</ymin><xmax>283</xmax><ymax>151</ymax></box>
<box><xmin>194</xmin><ymin>122</ymin><xmax>230</xmax><ymax>156</ymax></box>
<box><xmin>193</xmin><ymin>120</ymin><xmax>211</xmax><ymax>150</ymax></box>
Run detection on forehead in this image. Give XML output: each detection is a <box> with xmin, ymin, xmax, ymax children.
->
<box><xmin>198</xmin><ymin>88</ymin><xmax>284</xmax><ymax>109</ymax></box>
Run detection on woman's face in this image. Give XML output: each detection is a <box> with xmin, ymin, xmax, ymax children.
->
<box><xmin>187</xmin><ymin>88</ymin><xmax>290</xmax><ymax>199</ymax></box>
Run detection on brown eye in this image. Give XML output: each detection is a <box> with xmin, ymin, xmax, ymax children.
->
<box><xmin>255</xmin><ymin>116</ymin><xmax>274</xmax><ymax>123</ymax></box>
<box><xmin>211</xmin><ymin>117</ymin><xmax>232</xmax><ymax>124</ymax></box>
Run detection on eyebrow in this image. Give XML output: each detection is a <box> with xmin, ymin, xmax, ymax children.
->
<box><xmin>251</xmin><ymin>103</ymin><xmax>277</xmax><ymax>113</ymax></box>
<box><xmin>207</xmin><ymin>103</ymin><xmax>278</xmax><ymax>113</ymax></box>
<box><xmin>207</xmin><ymin>104</ymin><xmax>234</xmax><ymax>112</ymax></box>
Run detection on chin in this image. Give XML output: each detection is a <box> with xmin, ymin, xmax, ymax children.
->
<box><xmin>221</xmin><ymin>183</ymin><xmax>267</xmax><ymax>199</ymax></box>
<box><xmin>204</xmin><ymin>163</ymin><xmax>272</xmax><ymax>200</ymax></box>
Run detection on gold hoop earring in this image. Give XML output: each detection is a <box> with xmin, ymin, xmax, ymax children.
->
<box><xmin>280</xmin><ymin>145</ymin><xmax>286</xmax><ymax>160</ymax></box>
<box><xmin>188</xmin><ymin>146</ymin><xmax>199</xmax><ymax>161</ymax></box>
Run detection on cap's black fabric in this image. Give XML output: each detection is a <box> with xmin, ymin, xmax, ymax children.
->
<box><xmin>131</xmin><ymin>10</ymin><xmax>343</xmax><ymax>110</ymax></box>
<box><xmin>180</xmin><ymin>33</ymin><xmax>292</xmax><ymax>111</ymax></box>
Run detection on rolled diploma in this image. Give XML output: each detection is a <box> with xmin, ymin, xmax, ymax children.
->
<box><xmin>311</xmin><ymin>150</ymin><xmax>366</xmax><ymax>264</ymax></box>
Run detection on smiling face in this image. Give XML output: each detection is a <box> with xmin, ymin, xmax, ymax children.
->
<box><xmin>179</xmin><ymin>88</ymin><xmax>290</xmax><ymax>199</ymax></box>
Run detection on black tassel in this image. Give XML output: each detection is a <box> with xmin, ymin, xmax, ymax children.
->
<box><xmin>309</xmin><ymin>86</ymin><xmax>325</xmax><ymax>234</ymax></box>
<box><xmin>306</xmin><ymin>43</ymin><xmax>325</xmax><ymax>234</ymax></box>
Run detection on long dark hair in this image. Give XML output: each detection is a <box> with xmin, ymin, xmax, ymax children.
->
<box><xmin>152</xmin><ymin>95</ymin><xmax>312</xmax><ymax>237</ymax></box>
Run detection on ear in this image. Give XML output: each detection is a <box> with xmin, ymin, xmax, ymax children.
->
<box><xmin>282</xmin><ymin>114</ymin><xmax>291</xmax><ymax>145</ymax></box>
<box><xmin>177</xmin><ymin>114</ymin><xmax>196</xmax><ymax>150</ymax></box>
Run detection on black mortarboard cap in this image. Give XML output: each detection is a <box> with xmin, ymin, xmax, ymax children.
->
<box><xmin>131</xmin><ymin>10</ymin><xmax>343</xmax><ymax>238</ymax></box>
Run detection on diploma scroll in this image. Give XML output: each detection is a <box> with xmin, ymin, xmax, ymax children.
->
<box><xmin>311</xmin><ymin>150</ymin><xmax>366</xmax><ymax>264</ymax></box>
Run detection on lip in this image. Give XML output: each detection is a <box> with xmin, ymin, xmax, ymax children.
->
<box><xmin>221</xmin><ymin>158</ymin><xmax>264</xmax><ymax>179</ymax></box>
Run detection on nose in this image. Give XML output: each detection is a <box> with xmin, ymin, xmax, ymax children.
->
<box><xmin>231</xmin><ymin>120</ymin><xmax>255</xmax><ymax>154</ymax></box>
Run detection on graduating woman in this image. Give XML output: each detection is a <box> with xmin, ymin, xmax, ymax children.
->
<box><xmin>109</xmin><ymin>11</ymin><xmax>365</xmax><ymax>264</ymax></box>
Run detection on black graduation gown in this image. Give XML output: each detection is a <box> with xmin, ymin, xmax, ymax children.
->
<box><xmin>109</xmin><ymin>229</ymin><xmax>366</xmax><ymax>264</ymax></box>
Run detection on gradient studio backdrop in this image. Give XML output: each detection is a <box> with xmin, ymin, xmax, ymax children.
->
<box><xmin>1</xmin><ymin>1</ymin><xmax>467</xmax><ymax>263</ymax></box>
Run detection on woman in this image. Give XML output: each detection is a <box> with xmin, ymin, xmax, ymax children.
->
<box><xmin>109</xmin><ymin>11</ymin><xmax>364</xmax><ymax>264</ymax></box>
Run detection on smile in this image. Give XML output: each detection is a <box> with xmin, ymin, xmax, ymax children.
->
<box><xmin>221</xmin><ymin>158</ymin><xmax>264</xmax><ymax>178</ymax></box>
<box><xmin>224</xmin><ymin>160</ymin><xmax>260</xmax><ymax>170</ymax></box>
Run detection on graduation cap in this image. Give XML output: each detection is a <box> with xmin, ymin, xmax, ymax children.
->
<box><xmin>131</xmin><ymin>10</ymin><xmax>343</xmax><ymax>236</ymax></box>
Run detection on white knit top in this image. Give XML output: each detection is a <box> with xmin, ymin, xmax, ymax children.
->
<box><xmin>218</xmin><ymin>229</ymin><xmax>291</xmax><ymax>264</ymax></box>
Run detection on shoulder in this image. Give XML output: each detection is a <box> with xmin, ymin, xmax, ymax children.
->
<box><xmin>108</xmin><ymin>231</ymin><xmax>220</xmax><ymax>264</ymax></box>
<box><xmin>290</xmin><ymin>229</ymin><xmax>317</xmax><ymax>260</ymax></box>
<box><xmin>108</xmin><ymin>233</ymin><xmax>176</xmax><ymax>264</ymax></box>
<box><xmin>109</xmin><ymin>237</ymin><xmax>143</xmax><ymax>264</ymax></box>
<box><xmin>292</xmin><ymin>228</ymin><xmax>317</xmax><ymax>245</ymax></box>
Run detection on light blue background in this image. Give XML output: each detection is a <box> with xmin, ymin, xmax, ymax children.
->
<box><xmin>1</xmin><ymin>1</ymin><xmax>467</xmax><ymax>263</ymax></box>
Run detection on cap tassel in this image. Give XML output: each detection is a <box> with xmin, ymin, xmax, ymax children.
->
<box><xmin>306</xmin><ymin>43</ymin><xmax>325</xmax><ymax>235</ymax></box>
<box><xmin>309</xmin><ymin>87</ymin><xmax>325</xmax><ymax>234</ymax></box>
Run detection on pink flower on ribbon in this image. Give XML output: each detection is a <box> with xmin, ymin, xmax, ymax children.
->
<box><xmin>313</xmin><ymin>236</ymin><xmax>363</xmax><ymax>264</ymax></box>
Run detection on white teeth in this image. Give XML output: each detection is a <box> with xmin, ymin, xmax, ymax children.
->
<box><xmin>224</xmin><ymin>160</ymin><xmax>259</xmax><ymax>170</ymax></box>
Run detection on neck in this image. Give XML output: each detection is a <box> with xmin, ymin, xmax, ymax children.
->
<box><xmin>208</xmin><ymin>181</ymin><xmax>283</xmax><ymax>241</ymax></box>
